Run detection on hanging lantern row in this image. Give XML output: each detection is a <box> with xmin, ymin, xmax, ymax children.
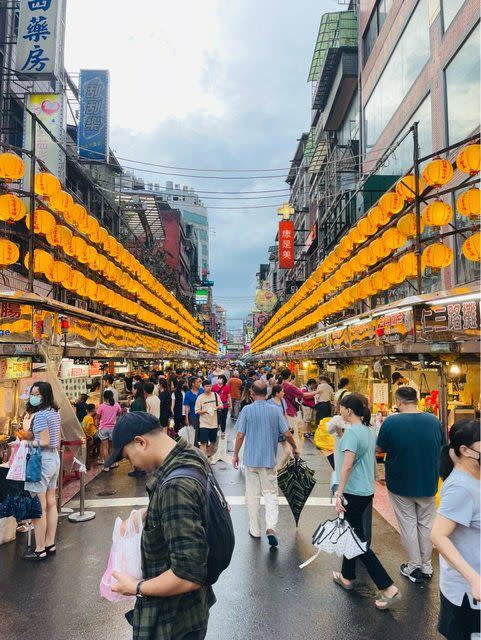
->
<box><xmin>252</xmin><ymin>141</ymin><xmax>480</xmax><ymax>353</ymax></box>
<box><xmin>0</xmin><ymin>152</ymin><xmax>25</xmax><ymax>182</ymax></box>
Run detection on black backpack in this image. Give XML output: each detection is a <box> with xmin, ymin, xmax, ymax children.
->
<box><xmin>160</xmin><ymin>460</ymin><xmax>235</xmax><ymax>585</ymax></box>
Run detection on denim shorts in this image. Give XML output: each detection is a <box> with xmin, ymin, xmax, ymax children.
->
<box><xmin>98</xmin><ymin>428</ymin><xmax>114</xmax><ymax>441</ymax></box>
<box><xmin>24</xmin><ymin>449</ymin><xmax>60</xmax><ymax>494</ymax></box>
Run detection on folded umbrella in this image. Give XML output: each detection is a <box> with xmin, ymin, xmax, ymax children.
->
<box><xmin>300</xmin><ymin>514</ymin><xmax>368</xmax><ymax>568</ymax></box>
<box><xmin>277</xmin><ymin>457</ymin><xmax>316</xmax><ymax>526</ymax></box>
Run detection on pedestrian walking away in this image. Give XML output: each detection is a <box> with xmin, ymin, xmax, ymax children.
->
<box><xmin>377</xmin><ymin>386</ymin><xmax>442</xmax><ymax>583</ymax></box>
<box><xmin>333</xmin><ymin>394</ymin><xmax>401</xmax><ymax>610</ymax></box>
<box><xmin>184</xmin><ymin>377</ymin><xmax>204</xmax><ymax>447</ymax></box>
<box><xmin>227</xmin><ymin>371</ymin><xmax>242</xmax><ymax>421</ymax></box>
<box><xmin>233</xmin><ymin>380</ymin><xmax>299</xmax><ymax>547</ymax></box>
<box><xmin>314</xmin><ymin>375</ymin><xmax>334</xmax><ymax>423</ymax></box>
<box><xmin>212</xmin><ymin>375</ymin><xmax>232</xmax><ymax>439</ymax></box>
<box><xmin>22</xmin><ymin>382</ymin><xmax>61</xmax><ymax>561</ymax></box>
<box><xmin>431</xmin><ymin>420</ymin><xmax>480</xmax><ymax>640</ymax></box>
<box><xmin>104</xmin><ymin>412</ymin><xmax>216</xmax><ymax>640</ymax></box>
<box><xmin>96</xmin><ymin>389</ymin><xmax>122</xmax><ymax>471</ymax></box>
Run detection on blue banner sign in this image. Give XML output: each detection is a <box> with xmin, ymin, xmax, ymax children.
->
<box><xmin>78</xmin><ymin>69</ymin><xmax>109</xmax><ymax>162</ymax></box>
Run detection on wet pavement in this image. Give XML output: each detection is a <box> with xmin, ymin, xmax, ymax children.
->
<box><xmin>0</xmin><ymin>421</ymin><xmax>441</xmax><ymax>640</ymax></box>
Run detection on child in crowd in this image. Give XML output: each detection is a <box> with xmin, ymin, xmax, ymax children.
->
<box><xmin>82</xmin><ymin>403</ymin><xmax>97</xmax><ymax>438</ymax></box>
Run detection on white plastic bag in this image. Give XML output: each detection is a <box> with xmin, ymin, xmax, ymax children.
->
<box><xmin>178</xmin><ymin>425</ymin><xmax>196</xmax><ymax>446</ymax></box>
<box><xmin>100</xmin><ymin>509</ymin><xmax>143</xmax><ymax>602</ymax></box>
<box><xmin>6</xmin><ymin>441</ymin><xmax>28</xmax><ymax>482</ymax></box>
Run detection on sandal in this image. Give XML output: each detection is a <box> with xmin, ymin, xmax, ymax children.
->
<box><xmin>23</xmin><ymin>549</ymin><xmax>47</xmax><ymax>561</ymax></box>
<box><xmin>375</xmin><ymin>589</ymin><xmax>402</xmax><ymax>610</ymax></box>
<box><xmin>46</xmin><ymin>544</ymin><xmax>56</xmax><ymax>555</ymax></box>
<box><xmin>332</xmin><ymin>571</ymin><xmax>354</xmax><ymax>591</ymax></box>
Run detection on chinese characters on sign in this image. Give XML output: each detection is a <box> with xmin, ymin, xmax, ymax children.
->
<box><xmin>16</xmin><ymin>0</ymin><xmax>64</xmax><ymax>80</ymax></box>
<box><xmin>278</xmin><ymin>220</ymin><xmax>294</xmax><ymax>269</ymax></box>
<box><xmin>0</xmin><ymin>357</ymin><xmax>33</xmax><ymax>381</ymax></box>
<box><xmin>417</xmin><ymin>300</ymin><xmax>480</xmax><ymax>342</ymax></box>
<box><xmin>78</xmin><ymin>70</ymin><xmax>110</xmax><ymax>161</ymax></box>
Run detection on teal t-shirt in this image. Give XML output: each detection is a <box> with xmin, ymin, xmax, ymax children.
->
<box><xmin>376</xmin><ymin>412</ymin><xmax>442</xmax><ymax>497</ymax></box>
<box><xmin>339</xmin><ymin>424</ymin><xmax>376</xmax><ymax>496</ymax></box>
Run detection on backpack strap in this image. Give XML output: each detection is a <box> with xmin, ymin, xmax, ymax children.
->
<box><xmin>160</xmin><ymin>466</ymin><xmax>208</xmax><ymax>491</ymax></box>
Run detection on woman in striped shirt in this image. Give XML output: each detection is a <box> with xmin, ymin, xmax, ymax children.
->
<box><xmin>23</xmin><ymin>381</ymin><xmax>61</xmax><ymax>561</ymax></box>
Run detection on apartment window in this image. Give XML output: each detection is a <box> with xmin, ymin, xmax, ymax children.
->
<box><xmin>364</xmin><ymin>0</ymin><xmax>430</xmax><ymax>150</ymax></box>
<box><xmin>362</xmin><ymin>0</ymin><xmax>395</xmax><ymax>64</ymax></box>
<box><xmin>445</xmin><ymin>24</ymin><xmax>480</xmax><ymax>144</ymax></box>
<box><xmin>442</xmin><ymin>0</ymin><xmax>465</xmax><ymax>31</ymax></box>
<box><xmin>378</xmin><ymin>94</ymin><xmax>432</xmax><ymax>175</ymax></box>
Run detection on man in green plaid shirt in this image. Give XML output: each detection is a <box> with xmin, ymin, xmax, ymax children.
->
<box><xmin>105</xmin><ymin>412</ymin><xmax>216</xmax><ymax>640</ymax></box>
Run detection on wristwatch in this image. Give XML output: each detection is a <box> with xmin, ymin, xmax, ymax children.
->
<box><xmin>136</xmin><ymin>580</ymin><xmax>145</xmax><ymax>598</ymax></box>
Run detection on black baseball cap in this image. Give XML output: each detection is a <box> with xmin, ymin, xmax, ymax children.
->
<box><xmin>104</xmin><ymin>412</ymin><xmax>160</xmax><ymax>467</ymax></box>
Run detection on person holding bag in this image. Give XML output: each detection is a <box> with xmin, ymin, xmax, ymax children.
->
<box><xmin>332</xmin><ymin>394</ymin><xmax>401</xmax><ymax>609</ymax></box>
<box><xmin>23</xmin><ymin>381</ymin><xmax>61</xmax><ymax>561</ymax></box>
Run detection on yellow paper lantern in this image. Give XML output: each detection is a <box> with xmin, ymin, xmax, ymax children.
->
<box><xmin>24</xmin><ymin>249</ymin><xmax>53</xmax><ymax>274</ymax></box>
<box><xmin>382</xmin><ymin>261</ymin><xmax>405</xmax><ymax>285</ymax></box>
<box><xmin>422</xmin><ymin>157</ymin><xmax>454</xmax><ymax>188</ymax></box>
<box><xmin>397</xmin><ymin>213</ymin><xmax>425</xmax><ymax>237</ymax></box>
<box><xmin>382</xmin><ymin>228</ymin><xmax>407</xmax><ymax>251</ymax></box>
<box><xmin>49</xmin><ymin>190</ymin><xmax>74</xmax><ymax>213</ymax></box>
<box><xmin>25</xmin><ymin>209</ymin><xmax>56</xmax><ymax>235</ymax></box>
<box><xmin>34</xmin><ymin>172</ymin><xmax>60</xmax><ymax>198</ymax></box>
<box><xmin>85</xmin><ymin>215</ymin><xmax>100</xmax><ymax>240</ymax></box>
<box><xmin>371</xmin><ymin>270</ymin><xmax>389</xmax><ymax>292</ymax></box>
<box><xmin>0</xmin><ymin>239</ymin><xmax>19</xmax><ymax>266</ymax></box>
<box><xmin>462</xmin><ymin>233</ymin><xmax>481</xmax><ymax>262</ymax></box>
<box><xmin>358</xmin><ymin>246</ymin><xmax>377</xmax><ymax>268</ymax></box>
<box><xmin>370</xmin><ymin>236</ymin><xmax>391</xmax><ymax>260</ymax></box>
<box><xmin>379</xmin><ymin>191</ymin><xmax>405</xmax><ymax>215</ymax></box>
<box><xmin>0</xmin><ymin>152</ymin><xmax>25</xmax><ymax>181</ymax></box>
<box><xmin>0</xmin><ymin>194</ymin><xmax>27</xmax><ymax>222</ymax></box>
<box><xmin>368</xmin><ymin>205</ymin><xmax>390</xmax><ymax>227</ymax></box>
<box><xmin>358</xmin><ymin>277</ymin><xmax>373</xmax><ymax>298</ymax></box>
<box><xmin>85</xmin><ymin>245</ymin><xmax>98</xmax><ymax>267</ymax></box>
<box><xmin>70</xmin><ymin>236</ymin><xmax>88</xmax><ymax>263</ymax></box>
<box><xmin>357</xmin><ymin>217</ymin><xmax>378</xmax><ymax>237</ymax></box>
<box><xmin>339</xmin><ymin>234</ymin><xmax>354</xmax><ymax>255</ymax></box>
<box><xmin>97</xmin><ymin>227</ymin><xmax>109</xmax><ymax>245</ymax></box>
<box><xmin>422</xmin><ymin>200</ymin><xmax>454</xmax><ymax>227</ymax></box>
<box><xmin>456</xmin><ymin>188</ymin><xmax>481</xmax><ymax>220</ymax></box>
<box><xmin>349</xmin><ymin>226</ymin><xmax>367</xmax><ymax>246</ymax></box>
<box><xmin>399</xmin><ymin>252</ymin><xmax>418</xmax><ymax>277</ymax></box>
<box><xmin>46</xmin><ymin>224</ymin><xmax>73</xmax><ymax>248</ymax></box>
<box><xmin>422</xmin><ymin>243</ymin><xmax>454</xmax><ymax>270</ymax></box>
<box><xmin>396</xmin><ymin>174</ymin><xmax>426</xmax><ymax>202</ymax></box>
<box><xmin>456</xmin><ymin>144</ymin><xmax>481</xmax><ymax>175</ymax></box>
<box><xmin>48</xmin><ymin>260</ymin><xmax>71</xmax><ymax>283</ymax></box>
<box><xmin>64</xmin><ymin>269</ymin><xmax>86</xmax><ymax>292</ymax></box>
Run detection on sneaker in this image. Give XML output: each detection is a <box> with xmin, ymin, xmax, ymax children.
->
<box><xmin>421</xmin><ymin>572</ymin><xmax>433</xmax><ymax>581</ymax></box>
<box><xmin>400</xmin><ymin>564</ymin><xmax>424</xmax><ymax>583</ymax></box>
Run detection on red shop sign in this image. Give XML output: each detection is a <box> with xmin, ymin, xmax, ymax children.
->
<box><xmin>279</xmin><ymin>220</ymin><xmax>294</xmax><ymax>269</ymax></box>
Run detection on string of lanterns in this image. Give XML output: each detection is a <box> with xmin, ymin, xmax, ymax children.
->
<box><xmin>252</xmin><ymin>143</ymin><xmax>480</xmax><ymax>354</ymax></box>
<box><xmin>0</xmin><ymin>152</ymin><xmax>217</xmax><ymax>353</ymax></box>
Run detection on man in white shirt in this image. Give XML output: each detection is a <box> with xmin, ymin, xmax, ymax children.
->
<box><xmin>315</xmin><ymin>375</ymin><xmax>334</xmax><ymax>422</ymax></box>
<box><xmin>195</xmin><ymin>380</ymin><xmax>221</xmax><ymax>457</ymax></box>
<box><xmin>144</xmin><ymin>382</ymin><xmax>161</xmax><ymax>419</ymax></box>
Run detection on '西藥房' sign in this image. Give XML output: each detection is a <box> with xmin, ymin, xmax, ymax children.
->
<box><xmin>16</xmin><ymin>0</ymin><xmax>66</xmax><ymax>82</ymax></box>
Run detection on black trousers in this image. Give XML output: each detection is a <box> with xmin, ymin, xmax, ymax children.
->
<box><xmin>218</xmin><ymin>407</ymin><xmax>229</xmax><ymax>433</ymax></box>
<box><xmin>341</xmin><ymin>493</ymin><xmax>393</xmax><ymax>590</ymax></box>
<box><xmin>315</xmin><ymin>401</ymin><xmax>332</xmax><ymax>422</ymax></box>
<box><xmin>181</xmin><ymin>631</ymin><xmax>206</xmax><ymax>640</ymax></box>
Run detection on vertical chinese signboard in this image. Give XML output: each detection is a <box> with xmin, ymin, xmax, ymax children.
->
<box><xmin>16</xmin><ymin>0</ymin><xmax>66</xmax><ymax>81</ymax></box>
<box><xmin>78</xmin><ymin>70</ymin><xmax>110</xmax><ymax>161</ymax></box>
<box><xmin>278</xmin><ymin>220</ymin><xmax>294</xmax><ymax>269</ymax></box>
<box><xmin>24</xmin><ymin>93</ymin><xmax>66</xmax><ymax>183</ymax></box>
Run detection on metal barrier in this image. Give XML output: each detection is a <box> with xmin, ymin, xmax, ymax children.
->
<box><xmin>57</xmin><ymin>445</ymin><xmax>73</xmax><ymax>517</ymax></box>
<box><xmin>68</xmin><ymin>458</ymin><xmax>95</xmax><ymax>523</ymax></box>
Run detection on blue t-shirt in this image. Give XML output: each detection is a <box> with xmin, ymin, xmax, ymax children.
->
<box><xmin>377</xmin><ymin>412</ymin><xmax>442</xmax><ymax>497</ymax></box>
<box><xmin>339</xmin><ymin>424</ymin><xmax>376</xmax><ymax>496</ymax></box>
<box><xmin>183</xmin><ymin>389</ymin><xmax>203</xmax><ymax>417</ymax></box>
<box><xmin>236</xmin><ymin>400</ymin><xmax>288</xmax><ymax>468</ymax></box>
<box><xmin>438</xmin><ymin>468</ymin><xmax>480</xmax><ymax>609</ymax></box>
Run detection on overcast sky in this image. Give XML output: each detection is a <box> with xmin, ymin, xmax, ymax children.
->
<box><xmin>65</xmin><ymin>0</ymin><xmax>340</xmax><ymax>329</ymax></box>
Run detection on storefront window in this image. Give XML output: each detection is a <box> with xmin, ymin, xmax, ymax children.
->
<box><xmin>364</xmin><ymin>0</ymin><xmax>430</xmax><ymax>150</ymax></box>
<box><xmin>445</xmin><ymin>25</ymin><xmax>480</xmax><ymax>144</ymax></box>
<box><xmin>452</xmin><ymin>189</ymin><xmax>480</xmax><ymax>285</ymax></box>
<box><xmin>442</xmin><ymin>0</ymin><xmax>465</xmax><ymax>31</ymax></box>
<box><xmin>379</xmin><ymin>95</ymin><xmax>432</xmax><ymax>175</ymax></box>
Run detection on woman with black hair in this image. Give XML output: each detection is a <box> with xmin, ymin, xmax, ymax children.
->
<box><xmin>332</xmin><ymin>393</ymin><xmax>401</xmax><ymax>609</ymax></box>
<box><xmin>171</xmin><ymin>381</ymin><xmax>185</xmax><ymax>433</ymax></box>
<box><xmin>158</xmin><ymin>378</ymin><xmax>172</xmax><ymax>429</ymax></box>
<box><xmin>96</xmin><ymin>389</ymin><xmax>121</xmax><ymax>470</ymax></box>
<box><xmin>130</xmin><ymin>381</ymin><xmax>146</xmax><ymax>412</ymax></box>
<box><xmin>213</xmin><ymin>374</ymin><xmax>231</xmax><ymax>439</ymax></box>
<box><xmin>23</xmin><ymin>381</ymin><xmax>61</xmax><ymax>561</ymax></box>
<box><xmin>431</xmin><ymin>420</ymin><xmax>480</xmax><ymax>640</ymax></box>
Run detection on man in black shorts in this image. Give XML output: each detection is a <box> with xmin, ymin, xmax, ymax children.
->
<box><xmin>194</xmin><ymin>380</ymin><xmax>221</xmax><ymax>457</ymax></box>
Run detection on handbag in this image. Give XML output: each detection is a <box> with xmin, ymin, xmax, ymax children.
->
<box><xmin>25</xmin><ymin>444</ymin><xmax>42</xmax><ymax>483</ymax></box>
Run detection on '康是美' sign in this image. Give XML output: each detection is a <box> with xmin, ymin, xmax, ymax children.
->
<box><xmin>16</xmin><ymin>0</ymin><xmax>65</xmax><ymax>82</ymax></box>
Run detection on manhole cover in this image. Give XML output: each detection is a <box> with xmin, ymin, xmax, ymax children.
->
<box><xmin>97</xmin><ymin>490</ymin><xmax>116</xmax><ymax>497</ymax></box>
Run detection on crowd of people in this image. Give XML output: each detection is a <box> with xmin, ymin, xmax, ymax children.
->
<box><xmin>7</xmin><ymin>361</ymin><xmax>479</xmax><ymax>640</ymax></box>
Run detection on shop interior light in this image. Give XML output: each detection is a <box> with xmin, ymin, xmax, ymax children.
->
<box><xmin>429</xmin><ymin>293</ymin><xmax>481</xmax><ymax>306</ymax></box>
<box><xmin>449</xmin><ymin>363</ymin><xmax>461</xmax><ymax>376</ymax></box>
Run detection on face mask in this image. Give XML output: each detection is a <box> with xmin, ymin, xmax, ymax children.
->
<box><xmin>29</xmin><ymin>395</ymin><xmax>42</xmax><ymax>407</ymax></box>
